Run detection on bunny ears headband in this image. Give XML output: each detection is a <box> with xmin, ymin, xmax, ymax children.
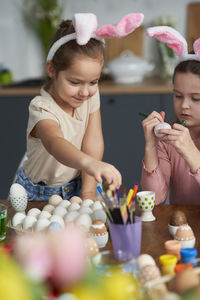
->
<box><xmin>146</xmin><ymin>26</ymin><xmax>200</xmax><ymax>63</ymax></box>
<box><xmin>46</xmin><ymin>12</ymin><xmax>144</xmax><ymax>61</ymax></box>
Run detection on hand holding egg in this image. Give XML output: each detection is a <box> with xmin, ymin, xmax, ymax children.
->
<box><xmin>154</xmin><ymin>122</ymin><xmax>171</xmax><ymax>138</ymax></box>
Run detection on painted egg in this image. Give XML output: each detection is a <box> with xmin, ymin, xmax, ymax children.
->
<box><xmin>70</xmin><ymin>196</ymin><xmax>82</xmax><ymax>204</ymax></box>
<box><xmin>68</xmin><ymin>202</ymin><xmax>80</xmax><ymax>211</ymax></box>
<box><xmin>48</xmin><ymin>194</ymin><xmax>63</xmax><ymax>206</ymax></box>
<box><xmin>137</xmin><ymin>254</ymin><xmax>156</xmax><ymax>270</ymax></box>
<box><xmin>140</xmin><ymin>264</ymin><xmax>161</xmax><ymax>282</ymax></box>
<box><xmin>49</xmin><ymin>215</ymin><xmax>65</xmax><ymax>229</ymax></box>
<box><xmin>170</xmin><ymin>210</ymin><xmax>187</xmax><ymax>226</ymax></box>
<box><xmin>57</xmin><ymin>200</ymin><xmax>71</xmax><ymax>209</ymax></box>
<box><xmin>34</xmin><ymin>218</ymin><xmax>50</xmax><ymax>232</ymax></box>
<box><xmin>53</xmin><ymin>206</ymin><xmax>67</xmax><ymax>218</ymax></box>
<box><xmin>48</xmin><ymin>221</ymin><xmax>62</xmax><ymax>233</ymax></box>
<box><xmin>27</xmin><ymin>208</ymin><xmax>41</xmax><ymax>218</ymax></box>
<box><xmin>76</xmin><ymin>213</ymin><xmax>92</xmax><ymax>231</ymax></box>
<box><xmin>79</xmin><ymin>206</ymin><xmax>93</xmax><ymax>215</ymax></box>
<box><xmin>43</xmin><ymin>204</ymin><xmax>55</xmax><ymax>214</ymax></box>
<box><xmin>154</xmin><ymin>122</ymin><xmax>171</xmax><ymax>138</ymax></box>
<box><xmin>8</xmin><ymin>183</ymin><xmax>28</xmax><ymax>212</ymax></box>
<box><xmin>12</xmin><ymin>212</ymin><xmax>26</xmax><ymax>227</ymax></box>
<box><xmin>64</xmin><ymin>211</ymin><xmax>79</xmax><ymax>223</ymax></box>
<box><xmin>90</xmin><ymin>220</ymin><xmax>108</xmax><ymax>248</ymax></box>
<box><xmin>23</xmin><ymin>215</ymin><xmax>37</xmax><ymax>230</ymax></box>
<box><xmin>82</xmin><ymin>199</ymin><xmax>94</xmax><ymax>207</ymax></box>
<box><xmin>91</xmin><ymin>209</ymin><xmax>107</xmax><ymax>223</ymax></box>
<box><xmin>38</xmin><ymin>211</ymin><xmax>51</xmax><ymax>219</ymax></box>
<box><xmin>92</xmin><ymin>201</ymin><xmax>103</xmax><ymax>211</ymax></box>
<box><xmin>175</xmin><ymin>224</ymin><xmax>194</xmax><ymax>241</ymax></box>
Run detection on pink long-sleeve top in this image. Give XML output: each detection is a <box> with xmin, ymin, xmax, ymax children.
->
<box><xmin>141</xmin><ymin>138</ymin><xmax>200</xmax><ymax>205</ymax></box>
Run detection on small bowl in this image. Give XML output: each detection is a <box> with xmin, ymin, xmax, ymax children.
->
<box><xmin>168</xmin><ymin>224</ymin><xmax>179</xmax><ymax>237</ymax></box>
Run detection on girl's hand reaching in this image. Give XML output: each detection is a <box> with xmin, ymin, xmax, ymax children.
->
<box><xmin>83</xmin><ymin>158</ymin><xmax>122</xmax><ymax>189</ymax></box>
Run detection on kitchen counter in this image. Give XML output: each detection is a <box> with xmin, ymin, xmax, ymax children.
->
<box><xmin>0</xmin><ymin>76</ymin><xmax>173</xmax><ymax>96</ymax></box>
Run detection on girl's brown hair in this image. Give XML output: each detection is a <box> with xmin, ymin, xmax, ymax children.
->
<box><xmin>44</xmin><ymin>20</ymin><xmax>105</xmax><ymax>89</ymax></box>
<box><xmin>173</xmin><ymin>59</ymin><xmax>200</xmax><ymax>83</ymax></box>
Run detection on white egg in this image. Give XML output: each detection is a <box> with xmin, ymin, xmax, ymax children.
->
<box><xmin>70</xmin><ymin>196</ymin><xmax>82</xmax><ymax>204</ymax></box>
<box><xmin>49</xmin><ymin>215</ymin><xmax>65</xmax><ymax>229</ymax></box>
<box><xmin>154</xmin><ymin>122</ymin><xmax>171</xmax><ymax>138</ymax></box>
<box><xmin>49</xmin><ymin>194</ymin><xmax>63</xmax><ymax>206</ymax></box>
<box><xmin>34</xmin><ymin>219</ymin><xmax>50</xmax><ymax>232</ymax></box>
<box><xmin>53</xmin><ymin>206</ymin><xmax>67</xmax><ymax>218</ymax></box>
<box><xmin>91</xmin><ymin>209</ymin><xmax>107</xmax><ymax>223</ymax></box>
<box><xmin>38</xmin><ymin>211</ymin><xmax>51</xmax><ymax>219</ymax></box>
<box><xmin>76</xmin><ymin>214</ymin><xmax>92</xmax><ymax>231</ymax></box>
<box><xmin>43</xmin><ymin>204</ymin><xmax>55</xmax><ymax>214</ymax></box>
<box><xmin>57</xmin><ymin>200</ymin><xmax>71</xmax><ymax>209</ymax></box>
<box><xmin>64</xmin><ymin>211</ymin><xmax>79</xmax><ymax>223</ymax></box>
<box><xmin>23</xmin><ymin>216</ymin><xmax>37</xmax><ymax>230</ymax></box>
<box><xmin>82</xmin><ymin>199</ymin><xmax>94</xmax><ymax>207</ymax></box>
<box><xmin>68</xmin><ymin>202</ymin><xmax>80</xmax><ymax>211</ymax></box>
<box><xmin>92</xmin><ymin>201</ymin><xmax>103</xmax><ymax>211</ymax></box>
<box><xmin>79</xmin><ymin>206</ymin><xmax>92</xmax><ymax>215</ymax></box>
<box><xmin>8</xmin><ymin>183</ymin><xmax>28</xmax><ymax>211</ymax></box>
<box><xmin>27</xmin><ymin>208</ymin><xmax>41</xmax><ymax>218</ymax></box>
<box><xmin>12</xmin><ymin>212</ymin><xmax>26</xmax><ymax>227</ymax></box>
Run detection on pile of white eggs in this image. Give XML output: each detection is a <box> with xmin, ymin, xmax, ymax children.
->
<box><xmin>11</xmin><ymin>195</ymin><xmax>107</xmax><ymax>233</ymax></box>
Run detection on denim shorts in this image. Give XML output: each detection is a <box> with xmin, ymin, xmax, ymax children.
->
<box><xmin>15</xmin><ymin>168</ymin><xmax>81</xmax><ymax>201</ymax></box>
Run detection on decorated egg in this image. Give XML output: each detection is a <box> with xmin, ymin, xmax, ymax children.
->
<box><xmin>90</xmin><ymin>220</ymin><xmax>108</xmax><ymax>248</ymax></box>
<box><xmin>38</xmin><ymin>211</ymin><xmax>51</xmax><ymax>219</ymax></box>
<box><xmin>43</xmin><ymin>204</ymin><xmax>55</xmax><ymax>214</ymax></box>
<box><xmin>49</xmin><ymin>215</ymin><xmax>65</xmax><ymax>229</ymax></box>
<box><xmin>48</xmin><ymin>221</ymin><xmax>62</xmax><ymax>233</ymax></box>
<box><xmin>8</xmin><ymin>183</ymin><xmax>28</xmax><ymax>212</ymax></box>
<box><xmin>76</xmin><ymin>214</ymin><xmax>92</xmax><ymax>231</ymax></box>
<box><xmin>27</xmin><ymin>208</ymin><xmax>41</xmax><ymax>218</ymax></box>
<box><xmin>49</xmin><ymin>194</ymin><xmax>63</xmax><ymax>206</ymax></box>
<box><xmin>34</xmin><ymin>218</ymin><xmax>50</xmax><ymax>232</ymax></box>
<box><xmin>154</xmin><ymin>122</ymin><xmax>171</xmax><ymax>138</ymax></box>
<box><xmin>137</xmin><ymin>254</ymin><xmax>156</xmax><ymax>270</ymax></box>
<box><xmin>64</xmin><ymin>211</ymin><xmax>79</xmax><ymax>223</ymax></box>
<box><xmin>70</xmin><ymin>196</ymin><xmax>82</xmax><ymax>204</ymax></box>
<box><xmin>12</xmin><ymin>212</ymin><xmax>26</xmax><ymax>227</ymax></box>
<box><xmin>23</xmin><ymin>215</ymin><xmax>37</xmax><ymax>230</ymax></box>
<box><xmin>82</xmin><ymin>199</ymin><xmax>94</xmax><ymax>207</ymax></box>
<box><xmin>68</xmin><ymin>202</ymin><xmax>80</xmax><ymax>211</ymax></box>
<box><xmin>91</xmin><ymin>209</ymin><xmax>107</xmax><ymax>223</ymax></box>
<box><xmin>175</xmin><ymin>224</ymin><xmax>195</xmax><ymax>248</ymax></box>
<box><xmin>139</xmin><ymin>264</ymin><xmax>161</xmax><ymax>282</ymax></box>
<box><xmin>53</xmin><ymin>206</ymin><xmax>67</xmax><ymax>218</ymax></box>
<box><xmin>57</xmin><ymin>200</ymin><xmax>71</xmax><ymax>209</ymax></box>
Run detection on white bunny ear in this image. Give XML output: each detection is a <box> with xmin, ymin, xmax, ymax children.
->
<box><xmin>193</xmin><ymin>38</ymin><xmax>200</xmax><ymax>58</ymax></box>
<box><xmin>72</xmin><ymin>13</ymin><xmax>98</xmax><ymax>45</ymax></box>
<box><xmin>147</xmin><ymin>26</ymin><xmax>188</xmax><ymax>57</ymax></box>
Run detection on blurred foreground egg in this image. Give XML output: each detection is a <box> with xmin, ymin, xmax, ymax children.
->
<box><xmin>137</xmin><ymin>254</ymin><xmax>156</xmax><ymax>270</ymax></box>
<box><xmin>154</xmin><ymin>122</ymin><xmax>171</xmax><ymax>138</ymax></box>
<box><xmin>49</xmin><ymin>194</ymin><xmax>63</xmax><ymax>206</ymax></box>
<box><xmin>86</xmin><ymin>237</ymin><xmax>99</xmax><ymax>257</ymax></box>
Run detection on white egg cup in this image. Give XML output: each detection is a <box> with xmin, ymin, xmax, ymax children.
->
<box><xmin>136</xmin><ymin>191</ymin><xmax>156</xmax><ymax>222</ymax></box>
<box><xmin>168</xmin><ymin>224</ymin><xmax>179</xmax><ymax>237</ymax></box>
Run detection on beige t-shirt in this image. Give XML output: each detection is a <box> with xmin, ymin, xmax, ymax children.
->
<box><xmin>23</xmin><ymin>88</ymin><xmax>100</xmax><ymax>185</ymax></box>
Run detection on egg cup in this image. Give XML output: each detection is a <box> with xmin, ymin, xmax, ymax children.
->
<box><xmin>136</xmin><ymin>191</ymin><xmax>156</xmax><ymax>222</ymax></box>
<box><xmin>168</xmin><ymin>224</ymin><xmax>179</xmax><ymax>237</ymax></box>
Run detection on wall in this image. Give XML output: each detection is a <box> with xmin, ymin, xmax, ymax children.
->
<box><xmin>0</xmin><ymin>0</ymin><xmax>195</xmax><ymax>81</ymax></box>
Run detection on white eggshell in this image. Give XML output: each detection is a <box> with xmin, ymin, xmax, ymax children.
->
<box><xmin>92</xmin><ymin>201</ymin><xmax>103</xmax><ymax>211</ymax></box>
<box><xmin>12</xmin><ymin>212</ymin><xmax>26</xmax><ymax>227</ymax></box>
<box><xmin>38</xmin><ymin>211</ymin><xmax>52</xmax><ymax>219</ymax></box>
<box><xmin>35</xmin><ymin>219</ymin><xmax>50</xmax><ymax>232</ymax></box>
<box><xmin>57</xmin><ymin>200</ymin><xmax>71</xmax><ymax>208</ymax></box>
<box><xmin>9</xmin><ymin>183</ymin><xmax>28</xmax><ymax>211</ymax></box>
<box><xmin>91</xmin><ymin>209</ymin><xmax>107</xmax><ymax>223</ymax></box>
<box><xmin>27</xmin><ymin>208</ymin><xmax>41</xmax><ymax>218</ymax></box>
<box><xmin>82</xmin><ymin>199</ymin><xmax>94</xmax><ymax>207</ymax></box>
<box><xmin>79</xmin><ymin>206</ymin><xmax>93</xmax><ymax>215</ymax></box>
<box><xmin>154</xmin><ymin>122</ymin><xmax>171</xmax><ymax>138</ymax></box>
<box><xmin>70</xmin><ymin>196</ymin><xmax>82</xmax><ymax>204</ymax></box>
<box><xmin>68</xmin><ymin>202</ymin><xmax>80</xmax><ymax>211</ymax></box>
<box><xmin>23</xmin><ymin>216</ymin><xmax>37</xmax><ymax>230</ymax></box>
<box><xmin>49</xmin><ymin>215</ymin><xmax>65</xmax><ymax>229</ymax></box>
<box><xmin>48</xmin><ymin>194</ymin><xmax>63</xmax><ymax>206</ymax></box>
<box><xmin>43</xmin><ymin>204</ymin><xmax>55</xmax><ymax>214</ymax></box>
<box><xmin>76</xmin><ymin>214</ymin><xmax>92</xmax><ymax>231</ymax></box>
<box><xmin>64</xmin><ymin>211</ymin><xmax>79</xmax><ymax>223</ymax></box>
<box><xmin>53</xmin><ymin>206</ymin><xmax>67</xmax><ymax>218</ymax></box>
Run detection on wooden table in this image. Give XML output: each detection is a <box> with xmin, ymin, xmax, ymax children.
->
<box><xmin>2</xmin><ymin>200</ymin><xmax>200</xmax><ymax>263</ymax></box>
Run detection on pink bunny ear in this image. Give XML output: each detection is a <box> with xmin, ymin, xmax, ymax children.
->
<box><xmin>193</xmin><ymin>38</ymin><xmax>200</xmax><ymax>58</ymax></box>
<box><xmin>73</xmin><ymin>13</ymin><xmax>98</xmax><ymax>45</ymax></box>
<box><xmin>147</xmin><ymin>26</ymin><xmax>188</xmax><ymax>57</ymax></box>
<box><xmin>96</xmin><ymin>13</ymin><xmax>144</xmax><ymax>38</ymax></box>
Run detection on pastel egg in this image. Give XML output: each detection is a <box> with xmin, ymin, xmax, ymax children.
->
<box><xmin>49</xmin><ymin>194</ymin><xmax>63</xmax><ymax>206</ymax></box>
<box><xmin>92</xmin><ymin>201</ymin><xmax>103</xmax><ymax>211</ymax></box>
<box><xmin>53</xmin><ymin>206</ymin><xmax>67</xmax><ymax>218</ymax></box>
<box><xmin>43</xmin><ymin>204</ymin><xmax>55</xmax><ymax>214</ymax></box>
<box><xmin>70</xmin><ymin>196</ymin><xmax>82</xmax><ymax>204</ymax></box>
<box><xmin>38</xmin><ymin>211</ymin><xmax>52</xmax><ymax>219</ymax></box>
<box><xmin>27</xmin><ymin>208</ymin><xmax>41</xmax><ymax>218</ymax></box>
<box><xmin>48</xmin><ymin>221</ymin><xmax>62</xmax><ymax>233</ymax></box>
<box><xmin>68</xmin><ymin>202</ymin><xmax>80</xmax><ymax>211</ymax></box>
<box><xmin>57</xmin><ymin>200</ymin><xmax>71</xmax><ymax>209</ymax></box>
<box><xmin>79</xmin><ymin>206</ymin><xmax>93</xmax><ymax>215</ymax></box>
<box><xmin>49</xmin><ymin>215</ymin><xmax>65</xmax><ymax>229</ymax></box>
<box><xmin>154</xmin><ymin>122</ymin><xmax>171</xmax><ymax>138</ymax></box>
<box><xmin>76</xmin><ymin>214</ymin><xmax>92</xmax><ymax>231</ymax></box>
<box><xmin>64</xmin><ymin>211</ymin><xmax>79</xmax><ymax>223</ymax></box>
<box><xmin>35</xmin><ymin>218</ymin><xmax>50</xmax><ymax>232</ymax></box>
<box><xmin>91</xmin><ymin>209</ymin><xmax>107</xmax><ymax>223</ymax></box>
<box><xmin>12</xmin><ymin>212</ymin><xmax>26</xmax><ymax>227</ymax></box>
<box><xmin>82</xmin><ymin>199</ymin><xmax>94</xmax><ymax>207</ymax></box>
<box><xmin>23</xmin><ymin>216</ymin><xmax>37</xmax><ymax>230</ymax></box>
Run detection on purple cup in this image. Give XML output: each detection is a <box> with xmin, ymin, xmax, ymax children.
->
<box><xmin>109</xmin><ymin>216</ymin><xmax>142</xmax><ymax>261</ymax></box>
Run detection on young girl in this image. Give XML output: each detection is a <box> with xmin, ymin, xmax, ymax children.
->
<box><xmin>141</xmin><ymin>26</ymin><xmax>200</xmax><ymax>205</ymax></box>
<box><xmin>15</xmin><ymin>13</ymin><xmax>144</xmax><ymax>201</ymax></box>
